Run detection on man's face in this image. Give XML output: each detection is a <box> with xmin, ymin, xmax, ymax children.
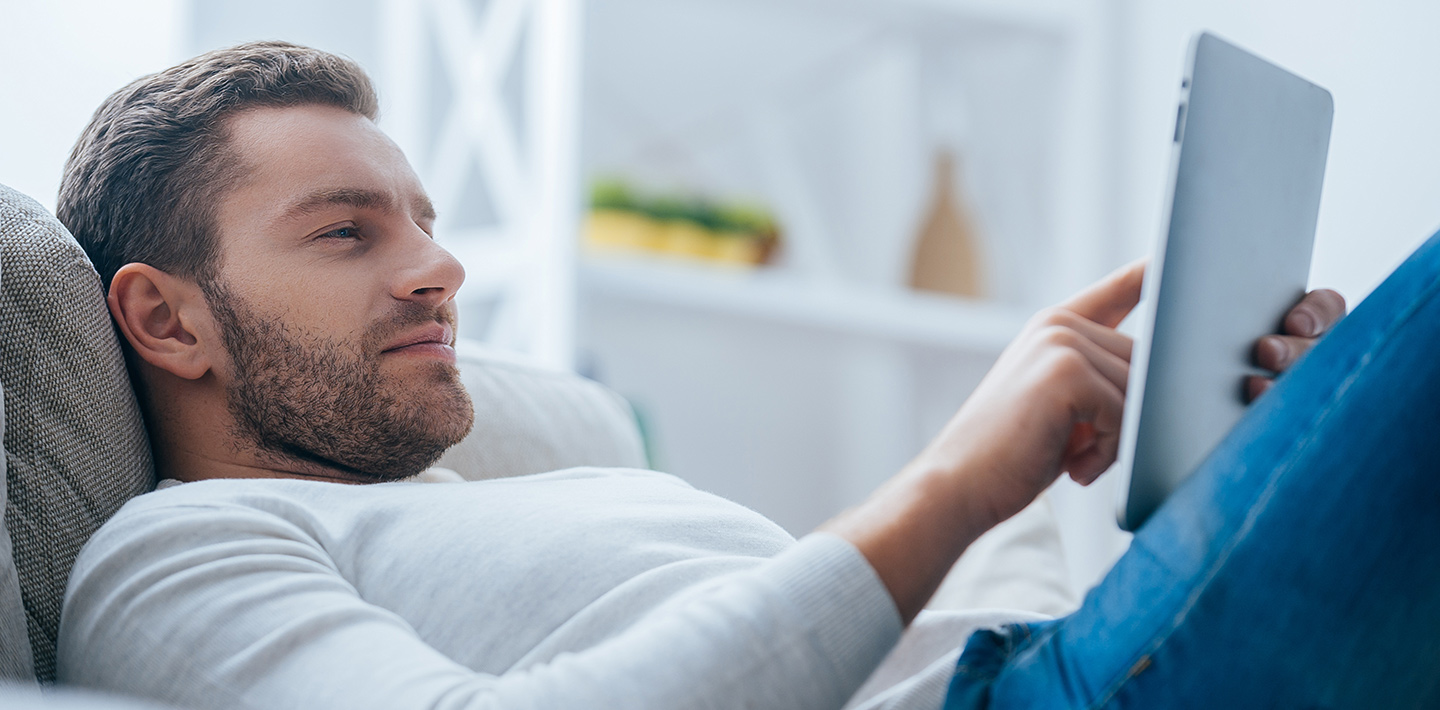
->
<box><xmin>202</xmin><ymin>104</ymin><xmax>474</xmax><ymax>481</ymax></box>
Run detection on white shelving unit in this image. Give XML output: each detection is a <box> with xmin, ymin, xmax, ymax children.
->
<box><xmin>764</xmin><ymin>0</ymin><xmax>1082</xmax><ymax>37</ymax></box>
<box><xmin>577</xmin><ymin>0</ymin><xmax>1133</xmax><ymax>595</ymax></box>
<box><xmin>581</xmin><ymin>256</ymin><xmax>1029</xmax><ymax>353</ymax></box>
<box><xmin>382</xmin><ymin>0</ymin><xmax>583</xmax><ymax>370</ymax></box>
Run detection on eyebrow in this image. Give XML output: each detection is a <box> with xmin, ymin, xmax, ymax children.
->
<box><xmin>281</xmin><ymin>188</ymin><xmax>438</xmax><ymax>222</ymax></box>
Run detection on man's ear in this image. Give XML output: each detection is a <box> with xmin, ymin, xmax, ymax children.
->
<box><xmin>107</xmin><ymin>264</ymin><xmax>213</xmax><ymax>381</ymax></box>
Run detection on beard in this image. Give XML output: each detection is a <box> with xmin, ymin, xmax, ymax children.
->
<box><xmin>201</xmin><ymin>279</ymin><xmax>475</xmax><ymax>482</ymax></box>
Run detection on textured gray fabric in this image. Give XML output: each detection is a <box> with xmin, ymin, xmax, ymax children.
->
<box><xmin>436</xmin><ymin>342</ymin><xmax>647</xmax><ymax>479</ymax></box>
<box><xmin>0</xmin><ymin>184</ymin><xmax>155</xmax><ymax>682</ymax></box>
<box><xmin>0</xmin><ymin>307</ymin><xmax>38</xmax><ymax>684</ymax></box>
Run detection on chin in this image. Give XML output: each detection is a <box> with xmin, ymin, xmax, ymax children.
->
<box><xmin>433</xmin><ymin>379</ymin><xmax>476</xmax><ymax>446</ymax></box>
<box><xmin>409</xmin><ymin>371</ymin><xmax>476</xmax><ymax>451</ymax></box>
<box><xmin>323</xmin><ymin>371</ymin><xmax>475</xmax><ymax>483</ymax></box>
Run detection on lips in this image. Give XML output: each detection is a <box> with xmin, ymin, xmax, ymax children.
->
<box><xmin>381</xmin><ymin>322</ymin><xmax>455</xmax><ymax>354</ymax></box>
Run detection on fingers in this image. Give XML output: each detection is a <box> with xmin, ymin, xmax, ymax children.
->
<box><xmin>1062</xmin><ymin>258</ymin><xmax>1147</xmax><ymax>328</ymax></box>
<box><xmin>1063</xmin><ymin>366</ymin><xmax>1126</xmax><ymax>485</ymax></box>
<box><xmin>1042</xmin><ymin>308</ymin><xmax>1134</xmax><ymax>363</ymax></box>
<box><xmin>1041</xmin><ymin>324</ymin><xmax>1130</xmax><ymax>392</ymax></box>
<box><xmin>1246</xmin><ymin>289</ymin><xmax>1347</xmax><ymax>402</ymax></box>
<box><xmin>1253</xmin><ymin>334</ymin><xmax>1319</xmax><ymax>372</ymax></box>
<box><xmin>1244</xmin><ymin>375</ymin><xmax>1273</xmax><ymax>403</ymax></box>
<box><xmin>1284</xmin><ymin>288</ymin><xmax>1346</xmax><ymax>338</ymax></box>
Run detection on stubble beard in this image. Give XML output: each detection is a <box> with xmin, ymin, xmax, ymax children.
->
<box><xmin>202</xmin><ymin>279</ymin><xmax>475</xmax><ymax>482</ymax></box>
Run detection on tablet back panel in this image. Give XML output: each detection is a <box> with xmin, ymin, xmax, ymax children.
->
<box><xmin>1116</xmin><ymin>33</ymin><xmax>1333</xmax><ymax>530</ymax></box>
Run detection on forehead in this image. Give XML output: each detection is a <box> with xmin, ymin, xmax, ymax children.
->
<box><xmin>217</xmin><ymin>104</ymin><xmax>430</xmax><ymax>226</ymax></box>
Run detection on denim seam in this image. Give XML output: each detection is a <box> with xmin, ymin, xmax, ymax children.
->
<box><xmin>1083</xmin><ymin>271</ymin><xmax>1440</xmax><ymax>710</ymax></box>
<box><xmin>999</xmin><ymin>621</ymin><xmax>1057</xmax><ymax>673</ymax></box>
<box><xmin>954</xmin><ymin>623</ymin><xmax>1048</xmax><ymax>680</ymax></box>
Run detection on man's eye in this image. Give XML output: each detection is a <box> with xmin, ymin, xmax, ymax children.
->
<box><xmin>322</xmin><ymin>226</ymin><xmax>360</xmax><ymax>240</ymax></box>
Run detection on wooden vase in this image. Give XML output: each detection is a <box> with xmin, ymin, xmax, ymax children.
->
<box><xmin>909</xmin><ymin>150</ymin><xmax>984</xmax><ymax>298</ymax></box>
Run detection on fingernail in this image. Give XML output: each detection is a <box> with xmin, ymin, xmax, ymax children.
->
<box><xmin>1261</xmin><ymin>337</ymin><xmax>1289</xmax><ymax>366</ymax></box>
<box><xmin>1293</xmin><ymin>312</ymin><xmax>1318</xmax><ymax>337</ymax></box>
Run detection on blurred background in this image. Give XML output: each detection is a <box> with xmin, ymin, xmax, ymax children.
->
<box><xmin>2</xmin><ymin>0</ymin><xmax>1437</xmax><ymax>599</ymax></box>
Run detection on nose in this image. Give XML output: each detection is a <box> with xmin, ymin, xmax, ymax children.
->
<box><xmin>392</xmin><ymin>225</ymin><xmax>465</xmax><ymax>308</ymax></box>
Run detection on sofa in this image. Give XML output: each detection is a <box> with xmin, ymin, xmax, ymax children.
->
<box><xmin>0</xmin><ymin>182</ymin><xmax>1073</xmax><ymax>704</ymax></box>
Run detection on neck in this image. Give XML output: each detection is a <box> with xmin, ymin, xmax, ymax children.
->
<box><xmin>142</xmin><ymin>369</ymin><xmax>372</xmax><ymax>486</ymax></box>
<box><xmin>158</xmin><ymin>444</ymin><xmax>373</xmax><ymax>485</ymax></box>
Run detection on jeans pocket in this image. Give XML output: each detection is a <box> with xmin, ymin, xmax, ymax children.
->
<box><xmin>945</xmin><ymin>620</ymin><xmax>1057</xmax><ymax>709</ymax></box>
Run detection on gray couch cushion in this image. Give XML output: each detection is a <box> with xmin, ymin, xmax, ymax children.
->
<box><xmin>437</xmin><ymin>342</ymin><xmax>647</xmax><ymax>479</ymax></box>
<box><xmin>0</xmin><ymin>317</ymin><xmax>36</xmax><ymax>684</ymax></box>
<box><xmin>0</xmin><ymin>184</ymin><xmax>155</xmax><ymax>682</ymax></box>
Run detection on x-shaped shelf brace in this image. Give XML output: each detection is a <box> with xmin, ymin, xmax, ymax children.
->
<box><xmin>382</xmin><ymin>0</ymin><xmax>581</xmax><ymax>368</ymax></box>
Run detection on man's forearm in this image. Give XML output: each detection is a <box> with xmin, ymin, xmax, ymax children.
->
<box><xmin>819</xmin><ymin>460</ymin><xmax>1001</xmax><ymax>625</ymax></box>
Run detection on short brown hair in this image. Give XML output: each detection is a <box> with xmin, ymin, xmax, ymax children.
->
<box><xmin>58</xmin><ymin>41</ymin><xmax>379</xmax><ymax>288</ymax></box>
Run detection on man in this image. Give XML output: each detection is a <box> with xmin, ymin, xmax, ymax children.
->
<box><xmin>53</xmin><ymin>42</ymin><xmax>1439</xmax><ymax>709</ymax></box>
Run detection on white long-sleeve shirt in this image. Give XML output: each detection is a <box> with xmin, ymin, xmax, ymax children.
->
<box><xmin>57</xmin><ymin>468</ymin><xmax>1036</xmax><ymax>710</ymax></box>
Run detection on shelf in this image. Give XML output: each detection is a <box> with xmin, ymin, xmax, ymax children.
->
<box><xmin>579</xmin><ymin>255</ymin><xmax>1031</xmax><ymax>353</ymax></box>
<box><xmin>764</xmin><ymin>0</ymin><xmax>1080</xmax><ymax>36</ymax></box>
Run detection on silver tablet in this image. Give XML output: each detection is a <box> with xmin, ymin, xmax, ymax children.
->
<box><xmin>1114</xmin><ymin>33</ymin><xmax>1333</xmax><ymax>531</ymax></box>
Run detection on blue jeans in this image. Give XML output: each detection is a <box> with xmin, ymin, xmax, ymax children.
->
<box><xmin>944</xmin><ymin>230</ymin><xmax>1440</xmax><ymax>709</ymax></box>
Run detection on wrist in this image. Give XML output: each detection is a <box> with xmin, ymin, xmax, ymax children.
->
<box><xmin>905</xmin><ymin>436</ymin><xmax>1022</xmax><ymax>532</ymax></box>
<box><xmin>818</xmin><ymin>458</ymin><xmax>1001</xmax><ymax>623</ymax></box>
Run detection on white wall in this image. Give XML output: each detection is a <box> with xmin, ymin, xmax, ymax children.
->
<box><xmin>0</xmin><ymin>1</ymin><xmax>186</xmax><ymax>211</ymax></box>
<box><xmin>1120</xmin><ymin>0</ymin><xmax>1440</xmax><ymax>304</ymax></box>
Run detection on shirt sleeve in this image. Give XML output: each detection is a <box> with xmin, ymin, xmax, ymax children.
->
<box><xmin>57</xmin><ymin>503</ymin><xmax>903</xmax><ymax>710</ymax></box>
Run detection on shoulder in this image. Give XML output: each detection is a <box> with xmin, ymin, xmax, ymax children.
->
<box><xmin>63</xmin><ymin>480</ymin><xmax>350</xmax><ymax>633</ymax></box>
<box><xmin>69</xmin><ymin>467</ymin><xmax>705</xmax><ymax>600</ymax></box>
<box><xmin>77</xmin><ymin>468</ymin><xmax>692</xmax><ymax>567</ymax></box>
<box><xmin>66</xmin><ymin>480</ymin><xmax>341</xmax><ymax>600</ymax></box>
<box><xmin>57</xmin><ymin>479</ymin><xmax>362</xmax><ymax>691</ymax></box>
<box><xmin>86</xmin><ymin>478</ymin><xmax>342</xmax><ymax>550</ymax></box>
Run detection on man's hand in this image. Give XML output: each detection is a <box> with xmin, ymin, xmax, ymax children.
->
<box><xmin>1246</xmin><ymin>289</ymin><xmax>1347</xmax><ymax>401</ymax></box>
<box><xmin>821</xmin><ymin>260</ymin><xmax>1145</xmax><ymax>623</ymax></box>
<box><xmin>915</xmin><ymin>260</ymin><xmax>1145</xmax><ymax>522</ymax></box>
<box><xmin>822</xmin><ymin>264</ymin><xmax>1346</xmax><ymax>625</ymax></box>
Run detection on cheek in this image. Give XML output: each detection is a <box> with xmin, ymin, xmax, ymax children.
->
<box><xmin>277</xmin><ymin>275</ymin><xmax>389</xmax><ymax>343</ymax></box>
<box><xmin>219</xmin><ymin>247</ymin><xmax>396</xmax><ymax>347</ymax></box>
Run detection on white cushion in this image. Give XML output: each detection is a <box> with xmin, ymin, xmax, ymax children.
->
<box><xmin>436</xmin><ymin>341</ymin><xmax>647</xmax><ymax>480</ymax></box>
<box><xmin>928</xmin><ymin>490</ymin><xmax>1079</xmax><ymax>617</ymax></box>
